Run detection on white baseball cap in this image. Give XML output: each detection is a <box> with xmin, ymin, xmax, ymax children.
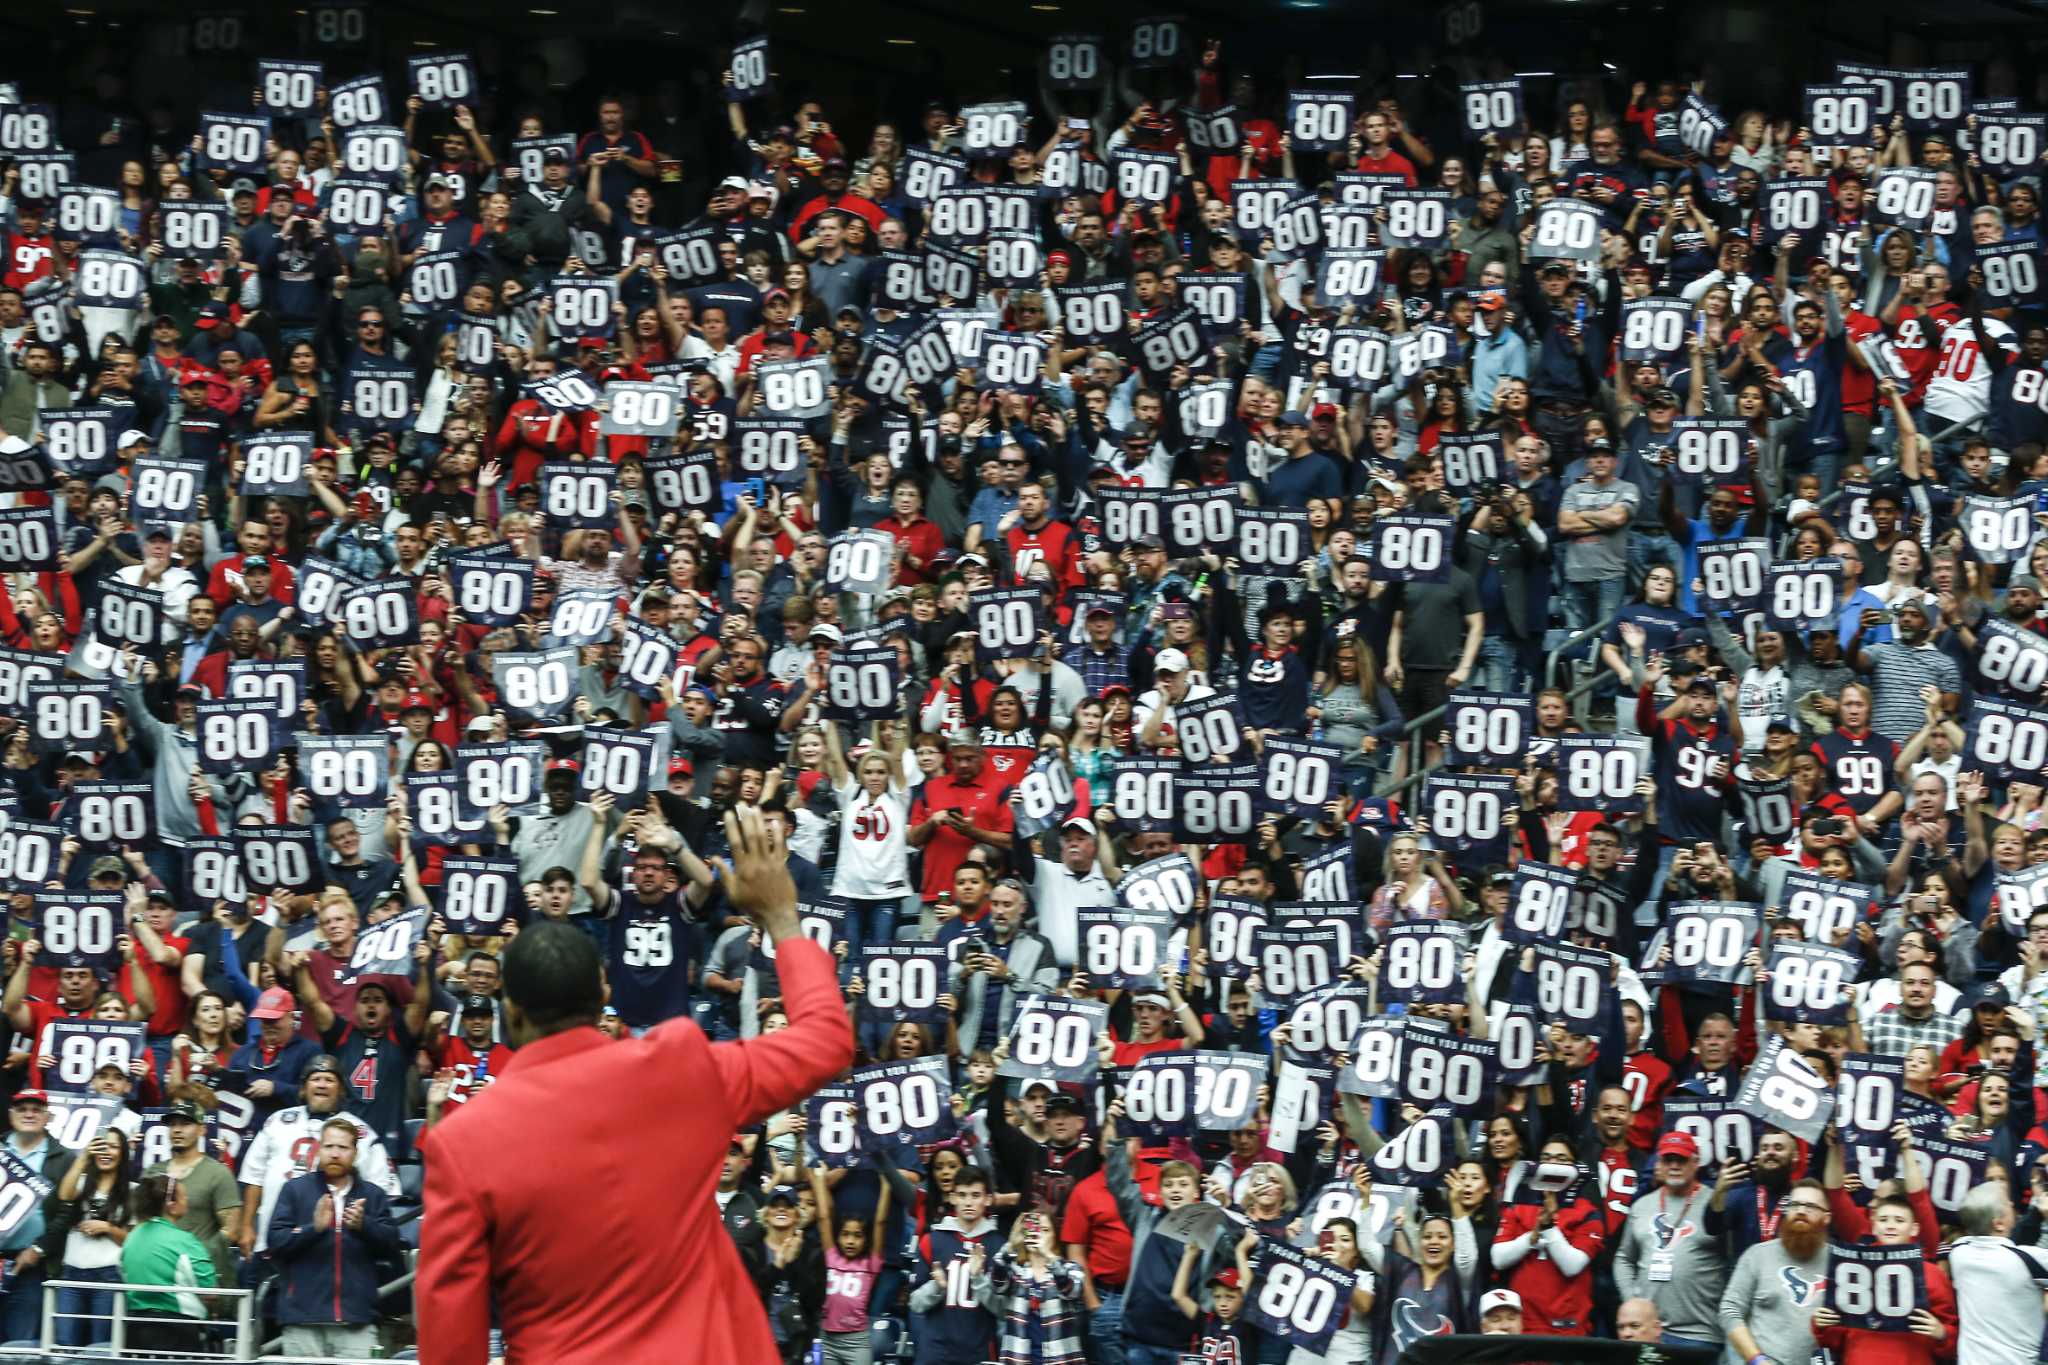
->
<box><xmin>1479</xmin><ymin>1288</ymin><xmax>1522</xmax><ymax>1315</ymax></box>
<box><xmin>1154</xmin><ymin>647</ymin><xmax>1190</xmax><ymax>674</ymax></box>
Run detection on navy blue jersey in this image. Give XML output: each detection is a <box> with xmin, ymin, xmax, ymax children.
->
<box><xmin>1781</xmin><ymin>331</ymin><xmax>1847</xmax><ymax>454</ymax></box>
<box><xmin>1641</xmin><ymin>699</ymin><xmax>1735</xmax><ymax>844</ymax></box>
<box><xmin>1810</xmin><ymin>729</ymin><xmax>1899</xmax><ymax>817</ymax></box>
<box><xmin>604</xmin><ymin>897</ymin><xmax>700</xmax><ymax>1029</ymax></box>
<box><xmin>914</xmin><ymin>1223</ymin><xmax>998</xmax><ymax>1365</ymax></box>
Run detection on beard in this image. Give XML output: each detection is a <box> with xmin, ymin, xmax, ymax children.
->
<box><xmin>1780</xmin><ymin>1221</ymin><xmax>1827</xmax><ymax>1262</ymax></box>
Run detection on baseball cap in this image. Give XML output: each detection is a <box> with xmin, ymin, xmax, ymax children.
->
<box><xmin>1765</xmin><ymin>716</ymin><xmax>1796</xmax><ymax>734</ymax></box>
<box><xmin>717</xmin><ymin>174</ymin><xmax>749</xmax><ymax>192</ymax></box>
<box><xmin>1154</xmin><ymin>648</ymin><xmax>1190</xmax><ymax>674</ymax></box>
<box><xmin>250</xmin><ymin>987</ymin><xmax>296</xmax><ymax>1020</ymax></box>
<box><xmin>401</xmin><ymin>691</ymin><xmax>436</xmax><ymax>712</ymax></box>
<box><xmin>464</xmin><ymin>714</ymin><xmax>496</xmax><ymax>736</ymax></box>
<box><xmin>460</xmin><ymin>993</ymin><xmax>496</xmax><ymax>1016</ymax></box>
<box><xmin>808</xmin><ymin>623</ymin><xmax>844</xmax><ymax>644</ymax></box>
<box><xmin>1479</xmin><ymin>1288</ymin><xmax>1523</xmax><ymax>1315</ymax></box>
<box><xmin>425</xmin><ymin>174</ymin><xmax>454</xmax><ymax>191</ymax></box>
<box><xmin>763</xmin><ymin>286</ymin><xmax>791</xmax><ymax>304</ymax></box>
<box><xmin>196</xmin><ymin>301</ymin><xmax>230</xmax><ymax>328</ymax></box>
<box><xmin>1210</xmin><ymin>1267</ymin><xmax>1242</xmax><ymax>1289</ymax></box>
<box><xmin>164</xmin><ymin>1099</ymin><xmax>205</xmax><ymax>1124</ymax></box>
<box><xmin>668</xmin><ymin>754</ymin><xmax>694</xmax><ymax>777</ymax></box>
<box><xmin>59</xmin><ymin>952</ymin><xmax>95</xmax><ymax>971</ymax></box>
<box><xmin>1084</xmin><ymin>602</ymin><xmax>1118</xmax><ymax>619</ymax></box>
<box><xmin>10</xmin><ymin>1090</ymin><xmax>47</xmax><ymax>1108</ymax></box>
<box><xmin>1583</xmin><ymin>436</ymin><xmax>1614</xmax><ymax>454</ymax></box>
<box><xmin>1059</xmin><ymin>814</ymin><xmax>1094</xmax><ymax>832</ymax></box>
<box><xmin>764</xmin><ymin>1184</ymin><xmax>801</xmax><ymax>1205</ymax></box>
<box><xmin>60</xmin><ymin>750</ymin><xmax>98</xmax><ymax>766</ymax></box>
<box><xmin>117</xmin><ymin>429</ymin><xmax>150</xmax><ymax>449</ymax></box>
<box><xmin>87</xmin><ymin>855</ymin><xmax>126</xmax><ymax>881</ymax></box>
<box><xmin>544</xmin><ymin>757</ymin><xmax>581</xmax><ymax>774</ymax></box>
<box><xmin>1130</xmin><ymin>533</ymin><xmax>1166</xmax><ymax>552</ymax></box>
<box><xmin>1276</xmin><ymin>411</ymin><xmax>1310</xmax><ymax>429</ymax></box>
<box><xmin>242</xmin><ymin>554</ymin><xmax>271</xmax><ymax>573</ymax></box>
<box><xmin>1310</xmin><ymin>402</ymin><xmax>1339</xmax><ymax>421</ymax></box>
<box><xmin>1655</xmin><ymin>1131</ymin><xmax>1700</xmax><ymax>1160</ymax></box>
<box><xmin>1648</xmin><ymin>387</ymin><xmax>1680</xmax><ymax>407</ymax></box>
<box><xmin>1043</xmin><ymin>1091</ymin><xmax>1083</xmax><ymax>1114</ymax></box>
<box><xmin>1477</xmin><ymin>288</ymin><xmax>1507</xmax><ymax>311</ymax></box>
<box><xmin>542</xmin><ymin>146</ymin><xmax>570</xmax><ymax>164</ymax></box>
<box><xmin>1965</xmin><ymin>982</ymin><xmax>2013</xmax><ymax>1011</ymax></box>
<box><xmin>304</xmin><ymin>1054</ymin><xmax>344</xmax><ymax>1079</ymax></box>
<box><xmin>1122</xmin><ymin>419</ymin><xmax>1157</xmax><ymax>443</ymax></box>
<box><xmin>1676</xmin><ymin>627</ymin><xmax>1710</xmax><ymax>649</ymax></box>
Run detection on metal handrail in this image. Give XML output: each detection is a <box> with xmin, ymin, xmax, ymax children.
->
<box><xmin>1379</xmin><ymin>641</ymin><xmax>1620</xmax><ymax>805</ymax></box>
<box><xmin>1543</xmin><ymin>605</ymin><xmax>1626</xmax><ymax>690</ymax></box>
<box><xmin>38</xmin><ymin>1277</ymin><xmax>257</xmax><ymax>1360</ymax></box>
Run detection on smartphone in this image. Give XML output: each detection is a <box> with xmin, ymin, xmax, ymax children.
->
<box><xmin>1067</xmin><ymin>117</ymin><xmax>1089</xmax><ymax>131</ymax></box>
<box><xmin>743</xmin><ymin>477</ymin><xmax>766</xmax><ymax>503</ymax></box>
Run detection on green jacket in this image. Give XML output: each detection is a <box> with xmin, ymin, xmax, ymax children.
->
<box><xmin>120</xmin><ymin>1217</ymin><xmax>216</xmax><ymax>1320</ymax></box>
<box><xmin>0</xmin><ymin>371</ymin><xmax>67</xmax><ymax>444</ymax></box>
<box><xmin>147</xmin><ymin>280</ymin><xmax>216</xmax><ymax>344</ymax></box>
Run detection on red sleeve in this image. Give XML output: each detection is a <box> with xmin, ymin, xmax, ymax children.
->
<box><xmin>1909</xmin><ymin>1187</ymin><xmax>1941</xmax><ymax>1256</ymax></box>
<box><xmin>494</xmin><ymin>407</ymin><xmax>525</xmax><ymax>454</ymax></box>
<box><xmin>1923</xmin><ymin>1261</ymin><xmax>1956</xmax><ymax>1343</ymax></box>
<box><xmin>1657</xmin><ymin>986</ymin><xmax>1694</xmax><ymax>1066</ymax></box>
<box><xmin>1826</xmin><ymin>1186</ymin><xmax>1870</xmax><ymax>1240</ymax></box>
<box><xmin>1561</xmin><ymin>1200</ymin><xmax>1608</xmax><ymax>1255</ymax></box>
<box><xmin>417</xmin><ymin>1122</ymin><xmax>494</xmax><ymax>1365</ymax></box>
<box><xmin>1494</xmin><ymin>1204</ymin><xmax>1533</xmax><ymax>1242</ymax></box>
<box><xmin>706</xmin><ymin>939</ymin><xmax>854</xmax><ymax>1130</ymax></box>
<box><xmin>1634</xmin><ymin>686</ymin><xmax>1662</xmax><ymax>738</ymax></box>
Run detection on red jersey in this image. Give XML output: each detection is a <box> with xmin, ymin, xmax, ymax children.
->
<box><xmin>1842</xmin><ymin>308</ymin><xmax>1883</xmax><ymax>414</ymax></box>
<box><xmin>908</xmin><ymin>770</ymin><xmax>1015</xmax><ymax>901</ymax></box>
<box><xmin>1111</xmin><ymin>1035</ymin><xmax>1185</xmax><ymax>1069</ymax></box>
<box><xmin>118</xmin><ymin>934</ymin><xmax>191</xmax><ymax>1038</ymax></box>
<box><xmin>1622</xmin><ymin>1050</ymin><xmax>1673</xmax><ymax>1152</ymax></box>
<box><xmin>1004</xmin><ymin>519</ymin><xmax>1084</xmax><ymax>591</ymax></box>
<box><xmin>1888</xmin><ymin>302</ymin><xmax>1959</xmax><ymax>406</ymax></box>
<box><xmin>1595</xmin><ymin>1145</ymin><xmax>1642</xmax><ymax>1235</ymax></box>
<box><xmin>1492</xmin><ymin>1196</ymin><xmax>1607</xmax><ymax>1334</ymax></box>
<box><xmin>437</xmin><ymin>1034</ymin><xmax>514</xmax><ymax>1106</ymax></box>
<box><xmin>1354</xmin><ymin>146</ymin><xmax>1418</xmax><ymax>187</ymax></box>
<box><xmin>3</xmin><ymin>230</ymin><xmax>56</xmax><ymax>290</ymax></box>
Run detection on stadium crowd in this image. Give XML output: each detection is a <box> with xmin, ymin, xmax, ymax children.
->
<box><xmin>0</xmin><ymin>7</ymin><xmax>2043</xmax><ymax>1364</ymax></box>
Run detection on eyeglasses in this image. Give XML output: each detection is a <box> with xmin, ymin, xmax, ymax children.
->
<box><xmin>1782</xmin><ymin>1202</ymin><xmax>1829</xmax><ymax>1214</ymax></box>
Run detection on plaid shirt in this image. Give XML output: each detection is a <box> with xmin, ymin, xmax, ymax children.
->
<box><xmin>1061</xmin><ymin>642</ymin><xmax>1132</xmax><ymax>698</ymax></box>
<box><xmin>986</xmin><ymin>1252</ymin><xmax>1087</xmax><ymax>1365</ymax></box>
<box><xmin>1862</xmin><ymin>1003</ymin><xmax>1962</xmax><ymax>1058</ymax></box>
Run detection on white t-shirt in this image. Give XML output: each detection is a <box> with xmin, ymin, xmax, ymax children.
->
<box><xmin>1131</xmin><ymin>682</ymin><xmax>1216</xmax><ymax>742</ymax></box>
<box><xmin>833</xmin><ymin>777</ymin><xmax>910</xmax><ymax>900</ymax></box>
<box><xmin>1924</xmin><ymin>315</ymin><xmax>2018</xmax><ymax>424</ymax></box>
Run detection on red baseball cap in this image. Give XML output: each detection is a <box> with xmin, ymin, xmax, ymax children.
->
<box><xmin>1655</xmin><ymin>1131</ymin><xmax>1700</xmax><ymax>1160</ymax></box>
<box><xmin>250</xmin><ymin>987</ymin><xmax>296</xmax><ymax>1020</ymax></box>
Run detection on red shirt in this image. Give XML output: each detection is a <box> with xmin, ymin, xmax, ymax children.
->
<box><xmin>1005</xmin><ymin>519</ymin><xmax>1084</xmax><ymax>592</ymax></box>
<box><xmin>1059</xmin><ymin>1168</ymin><xmax>1136</xmax><ymax>1287</ymax></box>
<box><xmin>909</xmin><ymin>772</ymin><xmax>1015</xmax><ymax>902</ymax></box>
<box><xmin>1111</xmin><ymin>1035</ymin><xmax>1186</xmax><ymax>1069</ymax></box>
<box><xmin>118</xmin><ymin>933</ymin><xmax>191</xmax><ymax>1038</ymax></box>
<box><xmin>1492</xmin><ymin>1196</ymin><xmax>1607</xmax><ymax>1333</ymax></box>
<box><xmin>1355</xmin><ymin>146</ymin><xmax>1418</xmax><ymax>187</ymax></box>
<box><xmin>879</xmin><ymin>515</ymin><xmax>946</xmax><ymax>585</ymax></box>
<box><xmin>3</xmin><ymin>230</ymin><xmax>55</xmax><ymax>290</ymax></box>
<box><xmin>1842</xmin><ymin>308</ymin><xmax>1883</xmax><ymax>413</ymax></box>
<box><xmin>436</xmin><ymin>1034</ymin><xmax>515</xmax><ymax>1106</ymax></box>
<box><xmin>1622</xmin><ymin>1050</ymin><xmax>1673</xmax><ymax>1152</ymax></box>
<box><xmin>205</xmin><ymin>555</ymin><xmax>298</xmax><ymax>608</ymax></box>
<box><xmin>1889</xmin><ymin>301</ymin><xmax>1959</xmax><ymax>405</ymax></box>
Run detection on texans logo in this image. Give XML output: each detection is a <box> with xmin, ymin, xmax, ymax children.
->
<box><xmin>1781</xmin><ymin>1267</ymin><xmax>1828</xmax><ymax>1306</ymax></box>
<box><xmin>1652</xmin><ymin>1215</ymin><xmax>1697</xmax><ymax>1244</ymax></box>
<box><xmin>1393</xmin><ymin>1299</ymin><xmax>1456</xmax><ymax>1352</ymax></box>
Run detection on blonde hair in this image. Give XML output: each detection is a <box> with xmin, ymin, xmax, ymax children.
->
<box><xmin>1245</xmin><ymin>1161</ymin><xmax>1298</xmax><ymax>1215</ymax></box>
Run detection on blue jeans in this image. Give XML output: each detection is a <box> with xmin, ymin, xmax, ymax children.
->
<box><xmin>0</xmin><ymin>1264</ymin><xmax>45</xmax><ymax>1343</ymax></box>
<box><xmin>845</xmin><ymin>898</ymin><xmax>898</xmax><ymax>969</ymax></box>
<box><xmin>1562</xmin><ymin>576</ymin><xmax>1626</xmax><ymax>635</ymax></box>
<box><xmin>1627</xmin><ymin>529</ymin><xmax>1681</xmax><ymax>593</ymax></box>
<box><xmin>1475</xmin><ymin>635</ymin><xmax>1524</xmax><ymax>695</ymax></box>
<box><xmin>1087</xmin><ymin>1289</ymin><xmax>1125</xmax><ymax>1365</ymax></box>
<box><xmin>56</xmin><ymin>1264</ymin><xmax>120</xmax><ymax>1346</ymax></box>
<box><xmin>1123</xmin><ymin>1344</ymin><xmax>1183</xmax><ymax>1365</ymax></box>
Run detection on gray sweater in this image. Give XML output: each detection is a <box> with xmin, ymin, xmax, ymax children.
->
<box><xmin>1612</xmin><ymin>1185</ymin><xmax>1729</xmax><ymax>1341</ymax></box>
<box><xmin>1716</xmin><ymin>1240</ymin><xmax>1828</xmax><ymax>1365</ymax></box>
<box><xmin>950</xmin><ymin>929</ymin><xmax>1061</xmax><ymax>1049</ymax></box>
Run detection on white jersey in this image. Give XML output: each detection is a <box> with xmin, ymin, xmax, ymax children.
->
<box><xmin>1923</xmin><ymin>315</ymin><xmax>2017</xmax><ymax>425</ymax></box>
<box><xmin>832</xmin><ymin>777</ymin><xmax>911</xmax><ymax>899</ymax></box>
<box><xmin>1949</xmin><ymin>1235</ymin><xmax>2048</xmax><ymax>1365</ymax></box>
<box><xmin>1733</xmin><ymin>663</ymin><xmax>1790</xmax><ymax>753</ymax></box>
<box><xmin>239</xmin><ymin>1104</ymin><xmax>397</xmax><ymax>1252</ymax></box>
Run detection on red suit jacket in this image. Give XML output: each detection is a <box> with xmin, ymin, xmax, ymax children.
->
<box><xmin>416</xmin><ymin>937</ymin><xmax>854</xmax><ymax>1364</ymax></box>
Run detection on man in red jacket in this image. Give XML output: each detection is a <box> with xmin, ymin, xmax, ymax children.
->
<box><xmin>418</xmin><ymin>806</ymin><xmax>854</xmax><ymax>1364</ymax></box>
